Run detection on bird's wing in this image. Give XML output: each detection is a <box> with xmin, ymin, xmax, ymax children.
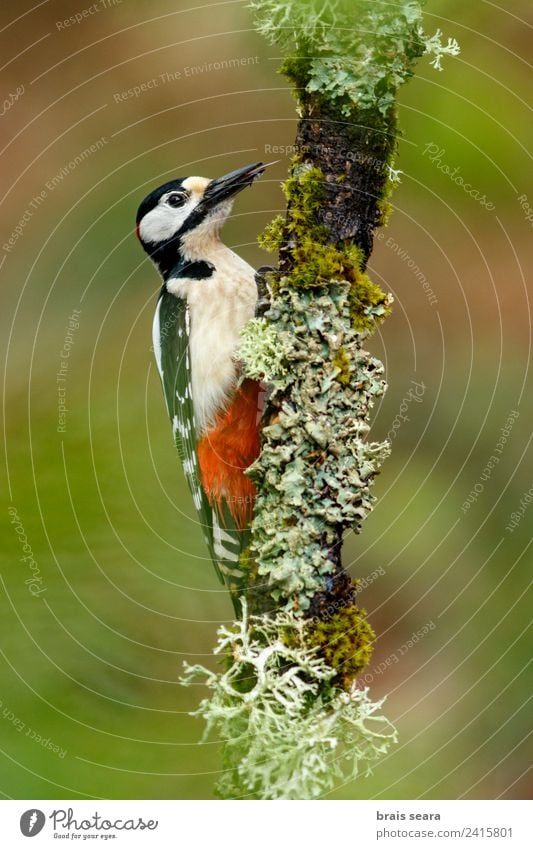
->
<box><xmin>152</xmin><ymin>289</ymin><xmax>249</xmax><ymax>607</ymax></box>
<box><xmin>211</xmin><ymin>500</ymin><xmax>252</xmax><ymax>606</ymax></box>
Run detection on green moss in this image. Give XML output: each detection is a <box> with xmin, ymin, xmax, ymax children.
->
<box><xmin>280</xmin><ymin>54</ymin><xmax>312</xmax><ymax>91</ymax></box>
<box><xmin>291</xmin><ymin>239</ymin><xmax>347</xmax><ymax>287</ymax></box>
<box><xmin>348</xmin><ymin>271</ymin><xmax>392</xmax><ymax>332</ymax></box>
<box><xmin>239</xmin><ymin>545</ymin><xmax>273</xmax><ymax>615</ymax></box>
<box><xmin>258</xmin><ymin>215</ymin><xmax>285</xmax><ymax>253</ymax></box>
<box><xmin>279</xmin><ymin>602</ymin><xmax>375</xmax><ymax>691</ymax></box>
<box><xmin>258</xmin><ymin>165</ymin><xmax>391</xmax><ymax>331</ymax></box>
<box><xmin>377</xmin><ymin>197</ymin><xmax>393</xmax><ymax>227</ymax></box>
<box><xmin>239</xmin><ymin>545</ymin><xmax>254</xmax><ymax>575</ymax></box>
<box><xmin>376</xmin><ymin>160</ymin><xmax>400</xmax><ymax>227</ymax></box>
<box><xmin>282</xmin><ymin>164</ymin><xmax>326</xmax><ymax>219</ymax></box>
<box><xmin>332</xmin><ymin>347</ymin><xmax>351</xmax><ymax>385</ymax></box>
<box><xmin>306</xmin><ymin>605</ymin><xmax>375</xmax><ymax>689</ymax></box>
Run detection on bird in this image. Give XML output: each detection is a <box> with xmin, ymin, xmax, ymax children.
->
<box><xmin>136</xmin><ymin>162</ymin><xmax>268</xmax><ymax>607</ymax></box>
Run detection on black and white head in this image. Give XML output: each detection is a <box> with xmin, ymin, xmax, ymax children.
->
<box><xmin>136</xmin><ymin>161</ymin><xmax>266</xmax><ymax>275</ymax></box>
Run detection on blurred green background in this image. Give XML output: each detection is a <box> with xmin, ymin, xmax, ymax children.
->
<box><xmin>1</xmin><ymin>0</ymin><xmax>531</xmax><ymax>800</ymax></box>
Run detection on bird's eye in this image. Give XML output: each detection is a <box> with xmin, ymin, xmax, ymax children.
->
<box><xmin>166</xmin><ymin>192</ymin><xmax>187</xmax><ymax>208</ymax></box>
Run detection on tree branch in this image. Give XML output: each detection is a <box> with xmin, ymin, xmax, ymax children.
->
<box><xmin>185</xmin><ymin>0</ymin><xmax>459</xmax><ymax>799</ymax></box>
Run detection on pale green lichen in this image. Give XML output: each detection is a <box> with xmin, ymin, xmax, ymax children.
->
<box><xmin>236</xmin><ymin>317</ymin><xmax>291</xmax><ymax>382</ymax></box>
<box><xmin>243</xmin><ymin>162</ymin><xmax>392</xmax><ymax>610</ymax></box>
<box><xmin>249</xmin><ymin>0</ymin><xmax>459</xmax><ymax>116</ymax></box>
<box><xmin>247</xmin><ymin>282</ymin><xmax>390</xmax><ymax>609</ymax></box>
<box><xmin>423</xmin><ymin>28</ymin><xmax>461</xmax><ymax>71</ymax></box>
<box><xmin>181</xmin><ymin>602</ymin><xmax>397</xmax><ymax>800</ymax></box>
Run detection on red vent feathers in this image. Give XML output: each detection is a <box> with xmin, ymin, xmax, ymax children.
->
<box><xmin>197</xmin><ymin>379</ymin><xmax>262</xmax><ymax>529</ymax></box>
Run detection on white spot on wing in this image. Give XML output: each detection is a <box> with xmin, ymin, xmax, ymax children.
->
<box><xmin>218</xmin><ymin>562</ymin><xmax>243</xmax><ymax>576</ymax></box>
<box><xmin>212</xmin><ymin>512</ymin><xmax>239</xmax><ymax>561</ymax></box>
<box><xmin>214</xmin><ymin>541</ymin><xmax>239</xmax><ymax>562</ymax></box>
<box><xmin>152</xmin><ymin>301</ymin><xmax>163</xmax><ymax>379</ymax></box>
<box><xmin>218</xmin><ymin>526</ymin><xmax>234</xmax><ymax>544</ymax></box>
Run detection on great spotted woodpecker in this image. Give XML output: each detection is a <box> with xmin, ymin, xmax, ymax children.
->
<box><xmin>136</xmin><ymin>162</ymin><xmax>267</xmax><ymax>598</ymax></box>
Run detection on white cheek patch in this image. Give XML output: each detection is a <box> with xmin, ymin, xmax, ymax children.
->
<box><xmin>139</xmin><ymin>195</ymin><xmax>198</xmax><ymax>244</ymax></box>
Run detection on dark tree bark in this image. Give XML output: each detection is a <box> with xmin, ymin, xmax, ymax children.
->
<box><xmin>282</xmin><ymin>103</ymin><xmax>396</xmax><ymax>269</ymax></box>
<box><xmin>272</xmin><ymin>100</ymin><xmax>395</xmax><ymax>614</ymax></box>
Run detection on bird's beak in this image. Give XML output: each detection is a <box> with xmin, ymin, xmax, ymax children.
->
<box><xmin>201</xmin><ymin>161</ymin><xmax>268</xmax><ymax>210</ymax></box>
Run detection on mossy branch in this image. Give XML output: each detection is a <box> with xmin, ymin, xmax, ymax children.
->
<box><xmin>182</xmin><ymin>601</ymin><xmax>397</xmax><ymax>799</ymax></box>
<box><xmin>185</xmin><ymin>0</ymin><xmax>458</xmax><ymax>800</ymax></box>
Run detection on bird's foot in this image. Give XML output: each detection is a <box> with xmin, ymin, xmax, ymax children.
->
<box><xmin>254</xmin><ymin>266</ymin><xmax>276</xmax><ymax>317</ymax></box>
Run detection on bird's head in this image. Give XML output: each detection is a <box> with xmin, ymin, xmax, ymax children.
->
<box><xmin>136</xmin><ymin>161</ymin><xmax>266</xmax><ymax>274</ymax></box>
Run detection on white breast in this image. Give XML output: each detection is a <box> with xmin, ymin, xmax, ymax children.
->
<box><xmin>166</xmin><ymin>246</ymin><xmax>257</xmax><ymax>433</ymax></box>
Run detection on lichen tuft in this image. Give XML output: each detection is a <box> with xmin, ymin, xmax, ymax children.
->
<box><xmin>181</xmin><ymin>602</ymin><xmax>397</xmax><ymax>799</ymax></box>
<box><xmin>237</xmin><ymin>317</ymin><xmax>291</xmax><ymax>381</ymax></box>
<box><xmin>250</xmin><ymin>0</ymin><xmax>459</xmax><ymax>117</ymax></box>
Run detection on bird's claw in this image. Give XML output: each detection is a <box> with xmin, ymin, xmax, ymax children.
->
<box><xmin>255</xmin><ymin>266</ymin><xmax>276</xmax><ymax>317</ymax></box>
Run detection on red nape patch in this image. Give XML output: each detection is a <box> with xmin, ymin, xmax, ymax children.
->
<box><xmin>197</xmin><ymin>379</ymin><xmax>263</xmax><ymax>529</ymax></box>
<box><xmin>135</xmin><ymin>222</ymin><xmax>141</xmax><ymax>240</ymax></box>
